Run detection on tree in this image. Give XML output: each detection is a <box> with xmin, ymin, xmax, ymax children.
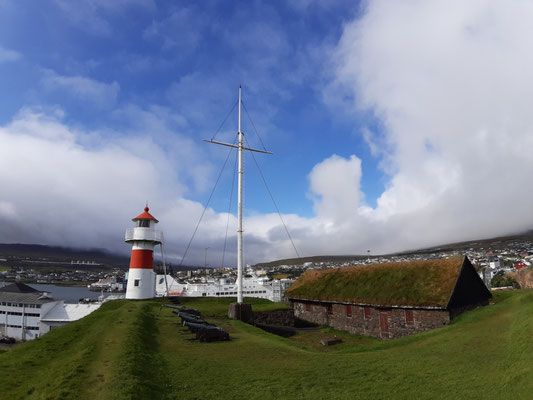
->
<box><xmin>491</xmin><ymin>270</ymin><xmax>520</xmax><ymax>288</ymax></box>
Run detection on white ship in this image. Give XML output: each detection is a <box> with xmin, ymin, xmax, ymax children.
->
<box><xmin>155</xmin><ymin>273</ymin><xmax>293</xmax><ymax>303</ymax></box>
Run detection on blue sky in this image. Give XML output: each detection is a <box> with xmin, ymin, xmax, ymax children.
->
<box><xmin>1</xmin><ymin>0</ymin><xmax>533</xmax><ymax>265</ymax></box>
<box><xmin>0</xmin><ymin>0</ymin><xmax>384</xmax><ymax>216</ymax></box>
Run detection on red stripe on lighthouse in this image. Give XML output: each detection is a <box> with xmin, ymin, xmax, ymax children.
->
<box><xmin>129</xmin><ymin>250</ymin><xmax>154</xmax><ymax>269</ymax></box>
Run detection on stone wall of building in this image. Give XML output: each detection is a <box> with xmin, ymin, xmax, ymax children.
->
<box><xmin>291</xmin><ymin>300</ymin><xmax>450</xmax><ymax>339</ymax></box>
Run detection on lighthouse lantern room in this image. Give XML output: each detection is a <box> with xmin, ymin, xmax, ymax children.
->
<box><xmin>125</xmin><ymin>206</ymin><xmax>163</xmax><ymax>299</ymax></box>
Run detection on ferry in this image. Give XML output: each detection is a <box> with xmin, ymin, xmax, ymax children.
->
<box><xmin>155</xmin><ymin>273</ymin><xmax>293</xmax><ymax>303</ymax></box>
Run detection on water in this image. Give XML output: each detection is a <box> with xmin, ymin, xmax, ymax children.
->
<box><xmin>0</xmin><ymin>281</ymin><xmax>114</xmax><ymax>303</ymax></box>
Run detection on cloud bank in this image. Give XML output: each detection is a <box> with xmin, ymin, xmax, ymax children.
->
<box><xmin>327</xmin><ymin>0</ymin><xmax>533</xmax><ymax>250</ymax></box>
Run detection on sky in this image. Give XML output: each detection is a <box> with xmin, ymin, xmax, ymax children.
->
<box><xmin>1</xmin><ymin>0</ymin><xmax>533</xmax><ymax>266</ymax></box>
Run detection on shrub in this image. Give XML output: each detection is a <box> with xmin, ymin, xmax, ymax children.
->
<box><xmin>491</xmin><ymin>271</ymin><xmax>520</xmax><ymax>288</ymax></box>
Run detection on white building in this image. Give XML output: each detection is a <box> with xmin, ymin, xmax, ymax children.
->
<box><xmin>0</xmin><ymin>282</ymin><xmax>61</xmax><ymax>340</ymax></box>
<box><xmin>40</xmin><ymin>302</ymin><xmax>100</xmax><ymax>333</ymax></box>
<box><xmin>0</xmin><ymin>282</ymin><xmax>100</xmax><ymax>341</ymax></box>
<box><xmin>488</xmin><ymin>256</ymin><xmax>504</xmax><ymax>270</ymax></box>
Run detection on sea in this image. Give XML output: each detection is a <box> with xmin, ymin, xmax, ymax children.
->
<box><xmin>0</xmin><ymin>281</ymin><xmax>114</xmax><ymax>303</ymax></box>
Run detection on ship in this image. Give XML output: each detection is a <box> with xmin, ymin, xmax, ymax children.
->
<box><xmin>155</xmin><ymin>272</ymin><xmax>293</xmax><ymax>302</ymax></box>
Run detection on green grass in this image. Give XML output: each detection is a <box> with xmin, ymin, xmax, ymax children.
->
<box><xmin>0</xmin><ymin>291</ymin><xmax>532</xmax><ymax>399</ymax></box>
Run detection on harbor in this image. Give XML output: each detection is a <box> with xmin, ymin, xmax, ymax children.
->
<box><xmin>0</xmin><ymin>281</ymin><xmax>114</xmax><ymax>303</ymax></box>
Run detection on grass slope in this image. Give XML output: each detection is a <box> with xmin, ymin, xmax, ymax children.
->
<box><xmin>0</xmin><ymin>292</ymin><xmax>532</xmax><ymax>399</ymax></box>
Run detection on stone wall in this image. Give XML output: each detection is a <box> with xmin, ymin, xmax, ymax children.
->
<box><xmin>291</xmin><ymin>300</ymin><xmax>450</xmax><ymax>339</ymax></box>
<box><xmin>253</xmin><ymin>309</ymin><xmax>295</xmax><ymax>326</ymax></box>
<box><xmin>253</xmin><ymin>309</ymin><xmax>317</xmax><ymax>328</ymax></box>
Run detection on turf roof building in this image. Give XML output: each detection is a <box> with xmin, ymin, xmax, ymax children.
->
<box><xmin>286</xmin><ymin>256</ymin><xmax>491</xmax><ymax>339</ymax></box>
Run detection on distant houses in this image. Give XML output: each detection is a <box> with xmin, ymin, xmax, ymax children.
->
<box><xmin>286</xmin><ymin>256</ymin><xmax>491</xmax><ymax>339</ymax></box>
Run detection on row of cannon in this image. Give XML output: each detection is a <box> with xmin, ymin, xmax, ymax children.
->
<box><xmin>165</xmin><ymin>304</ymin><xmax>230</xmax><ymax>342</ymax></box>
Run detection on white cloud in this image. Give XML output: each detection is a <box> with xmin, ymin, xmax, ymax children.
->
<box><xmin>0</xmin><ymin>45</ymin><xmax>21</xmax><ymax>63</ymax></box>
<box><xmin>308</xmin><ymin>154</ymin><xmax>363</xmax><ymax>223</ymax></box>
<box><xmin>41</xmin><ymin>69</ymin><xmax>120</xmax><ymax>107</ymax></box>
<box><xmin>0</xmin><ymin>107</ymin><xmax>359</xmax><ymax>265</ymax></box>
<box><xmin>326</xmin><ymin>0</ymin><xmax>533</xmax><ymax>250</ymax></box>
<box><xmin>0</xmin><ymin>109</ymin><xmax>275</xmax><ymax>265</ymax></box>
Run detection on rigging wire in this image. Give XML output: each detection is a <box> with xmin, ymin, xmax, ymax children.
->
<box><xmin>160</xmin><ymin>242</ymin><xmax>169</xmax><ymax>295</ymax></box>
<box><xmin>244</xmin><ymin>135</ymin><xmax>301</xmax><ymax>259</ymax></box>
<box><xmin>211</xmin><ymin>101</ymin><xmax>238</xmax><ymax>141</ymax></box>
<box><xmin>221</xmin><ymin>147</ymin><xmax>238</xmax><ymax>268</ymax></box>
<box><xmin>242</xmin><ymin>101</ymin><xmax>269</xmax><ymax>152</ymax></box>
<box><xmin>179</xmin><ymin>134</ymin><xmax>238</xmax><ymax>266</ymax></box>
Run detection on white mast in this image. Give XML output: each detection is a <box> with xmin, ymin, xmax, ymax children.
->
<box><xmin>203</xmin><ymin>85</ymin><xmax>272</xmax><ymax>304</ymax></box>
<box><xmin>237</xmin><ymin>85</ymin><xmax>244</xmax><ymax>303</ymax></box>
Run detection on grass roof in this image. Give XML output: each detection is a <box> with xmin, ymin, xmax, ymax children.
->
<box><xmin>285</xmin><ymin>256</ymin><xmax>466</xmax><ymax>307</ymax></box>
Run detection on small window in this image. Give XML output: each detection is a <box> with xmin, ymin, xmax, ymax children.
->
<box><xmin>364</xmin><ymin>306</ymin><xmax>371</xmax><ymax>320</ymax></box>
<box><xmin>405</xmin><ymin>309</ymin><xmax>414</xmax><ymax>325</ymax></box>
<box><xmin>346</xmin><ymin>305</ymin><xmax>352</xmax><ymax>317</ymax></box>
<box><xmin>327</xmin><ymin>304</ymin><xmax>333</xmax><ymax>315</ymax></box>
<box><xmin>305</xmin><ymin>303</ymin><xmax>311</xmax><ymax>312</ymax></box>
<box><xmin>134</xmin><ymin>279</ymin><xmax>140</xmax><ymax>287</ymax></box>
<box><xmin>138</xmin><ymin>219</ymin><xmax>150</xmax><ymax>227</ymax></box>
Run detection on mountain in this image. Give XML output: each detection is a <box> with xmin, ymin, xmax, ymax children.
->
<box><xmin>0</xmin><ymin>243</ymin><xmax>129</xmax><ymax>269</ymax></box>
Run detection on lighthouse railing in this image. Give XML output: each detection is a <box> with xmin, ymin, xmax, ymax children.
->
<box><xmin>125</xmin><ymin>228</ymin><xmax>164</xmax><ymax>243</ymax></box>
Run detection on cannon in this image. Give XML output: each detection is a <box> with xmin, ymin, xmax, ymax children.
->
<box><xmin>165</xmin><ymin>304</ymin><xmax>201</xmax><ymax>316</ymax></box>
<box><xmin>172</xmin><ymin>311</ymin><xmax>208</xmax><ymax>325</ymax></box>
<box><xmin>183</xmin><ymin>321</ymin><xmax>230</xmax><ymax>342</ymax></box>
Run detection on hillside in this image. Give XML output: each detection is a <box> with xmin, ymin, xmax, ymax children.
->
<box><xmin>256</xmin><ymin>231</ymin><xmax>533</xmax><ymax>267</ymax></box>
<box><xmin>0</xmin><ymin>243</ymin><xmax>129</xmax><ymax>270</ymax></box>
<box><xmin>3</xmin><ymin>230</ymin><xmax>533</xmax><ymax>271</ymax></box>
<box><xmin>1</xmin><ymin>291</ymin><xmax>532</xmax><ymax>399</ymax></box>
<box><xmin>0</xmin><ymin>243</ymin><xmax>202</xmax><ymax>271</ymax></box>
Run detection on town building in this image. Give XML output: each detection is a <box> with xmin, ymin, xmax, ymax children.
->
<box><xmin>0</xmin><ymin>282</ymin><xmax>99</xmax><ymax>341</ymax></box>
<box><xmin>286</xmin><ymin>256</ymin><xmax>491</xmax><ymax>339</ymax></box>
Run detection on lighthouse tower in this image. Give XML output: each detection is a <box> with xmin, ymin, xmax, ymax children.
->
<box><xmin>125</xmin><ymin>206</ymin><xmax>163</xmax><ymax>299</ymax></box>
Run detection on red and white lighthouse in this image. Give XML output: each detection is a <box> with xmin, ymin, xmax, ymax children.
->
<box><xmin>125</xmin><ymin>206</ymin><xmax>163</xmax><ymax>299</ymax></box>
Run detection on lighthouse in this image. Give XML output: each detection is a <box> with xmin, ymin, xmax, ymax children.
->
<box><xmin>125</xmin><ymin>206</ymin><xmax>163</xmax><ymax>299</ymax></box>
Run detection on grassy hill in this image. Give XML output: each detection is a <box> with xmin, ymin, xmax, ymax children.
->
<box><xmin>1</xmin><ymin>291</ymin><xmax>532</xmax><ymax>399</ymax></box>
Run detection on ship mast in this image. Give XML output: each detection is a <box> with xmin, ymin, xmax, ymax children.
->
<box><xmin>237</xmin><ymin>85</ymin><xmax>244</xmax><ymax>303</ymax></box>
<box><xmin>204</xmin><ymin>85</ymin><xmax>271</xmax><ymax>304</ymax></box>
